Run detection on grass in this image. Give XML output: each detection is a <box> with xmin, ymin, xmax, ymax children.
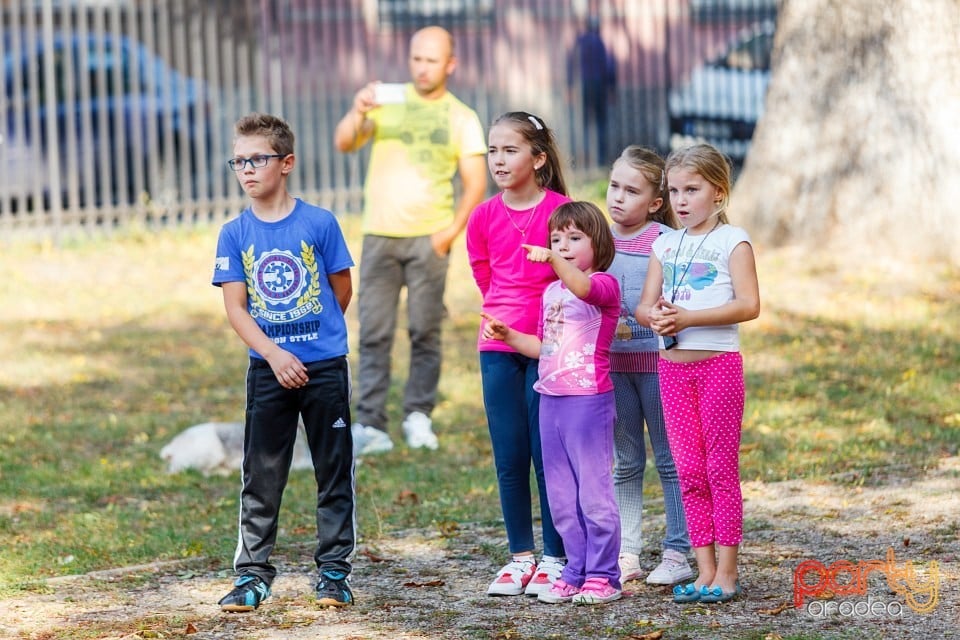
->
<box><xmin>1</xmin><ymin>216</ymin><xmax>958</xmax><ymax>598</ymax></box>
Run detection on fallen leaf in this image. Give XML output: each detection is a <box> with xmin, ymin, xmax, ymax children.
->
<box><xmin>395</xmin><ymin>489</ymin><xmax>419</xmax><ymax>505</ymax></box>
<box><xmin>361</xmin><ymin>549</ymin><xmax>388</xmax><ymax>563</ymax></box>
<box><xmin>627</xmin><ymin>631</ymin><xmax>664</xmax><ymax>640</ymax></box>
<box><xmin>402</xmin><ymin>579</ymin><xmax>444</xmax><ymax>587</ymax></box>
<box><xmin>758</xmin><ymin>602</ymin><xmax>791</xmax><ymax>615</ymax></box>
<box><xmin>185</xmin><ymin>622</ymin><xmax>198</xmax><ymax>634</ymax></box>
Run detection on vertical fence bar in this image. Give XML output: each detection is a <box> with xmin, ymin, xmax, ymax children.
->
<box><xmin>0</xmin><ymin>0</ymin><xmax>775</xmax><ymax>241</ymax></box>
<box><xmin>40</xmin><ymin>0</ymin><xmax>63</xmax><ymax>240</ymax></box>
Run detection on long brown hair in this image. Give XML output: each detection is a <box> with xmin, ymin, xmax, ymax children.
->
<box><xmin>491</xmin><ymin>111</ymin><xmax>568</xmax><ymax>196</ymax></box>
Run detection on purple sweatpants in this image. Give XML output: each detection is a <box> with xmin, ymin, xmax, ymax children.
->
<box><xmin>539</xmin><ymin>391</ymin><xmax>621</xmax><ymax>589</ymax></box>
<box><xmin>658</xmin><ymin>351</ymin><xmax>744</xmax><ymax>547</ymax></box>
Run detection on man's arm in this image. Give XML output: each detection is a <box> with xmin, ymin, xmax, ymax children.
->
<box><xmin>431</xmin><ymin>153</ymin><xmax>488</xmax><ymax>255</ymax></box>
<box><xmin>334</xmin><ymin>83</ymin><xmax>378</xmax><ymax>153</ymax></box>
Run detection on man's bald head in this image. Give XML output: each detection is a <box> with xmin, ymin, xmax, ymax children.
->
<box><xmin>408</xmin><ymin>25</ymin><xmax>457</xmax><ymax>99</ymax></box>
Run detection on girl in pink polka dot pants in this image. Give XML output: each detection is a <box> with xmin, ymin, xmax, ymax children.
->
<box><xmin>636</xmin><ymin>143</ymin><xmax>760</xmax><ymax>603</ymax></box>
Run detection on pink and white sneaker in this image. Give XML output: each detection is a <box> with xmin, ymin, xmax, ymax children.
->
<box><xmin>572</xmin><ymin>577</ymin><xmax>622</xmax><ymax>605</ymax></box>
<box><xmin>524</xmin><ymin>555</ymin><xmax>565</xmax><ymax>596</ymax></box>
<box><xmin>537</xmin><ymin>578</ymin><xmax>580</xmax><ymax>604</ymax></box>
<box><xmin>487</xmin><ymin>558</ymin><xmax>536</xmax><ymax>596</ymax></box>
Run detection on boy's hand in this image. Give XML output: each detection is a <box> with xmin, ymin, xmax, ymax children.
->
<box><xmin>521</xmin><ymin>243</ymin><xmax>554</xmax><ymax>264</ymax></box>
<box><xmin>479</xmin><ymin>312</ymin><xmax>509</xmax><ymax>341</ymax></box>
<box><xmin>266</xmin><ymin>349</ymin><xmax>309</xmax><ymax>389</ymax></box>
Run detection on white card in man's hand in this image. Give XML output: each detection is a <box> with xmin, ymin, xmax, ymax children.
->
<box><xmin>374</xmin><ymin>83</ymin><xmax>406</xmax><ymax>104</ymax></box>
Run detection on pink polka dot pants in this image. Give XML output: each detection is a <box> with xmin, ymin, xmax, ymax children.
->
<box><xmin>658</xmin><ymin>352</ymin><xmax>744</xmax><ymax>547</ymax></box>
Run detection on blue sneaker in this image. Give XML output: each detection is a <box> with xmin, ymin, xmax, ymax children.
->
<box><xmin>316</xmin><ymin>570</ymin><xmax>354</xmax><ymax>607</ymax></box>
<box><xmin>218</xmin><ymin>575</ymin><xmax>270</xmax><ymax>612</ymax></box>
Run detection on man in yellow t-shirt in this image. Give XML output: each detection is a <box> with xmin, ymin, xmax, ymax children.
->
<box><xmin>334</xmin><ymin>25</ymin><xmax>487</xmax><ymax>455</ymax></box>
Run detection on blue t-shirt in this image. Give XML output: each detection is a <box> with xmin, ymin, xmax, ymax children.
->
<box><xmin>212</xmin><ymin>199</ymin><xmax>354</xmax><ymax>363</ymax></box>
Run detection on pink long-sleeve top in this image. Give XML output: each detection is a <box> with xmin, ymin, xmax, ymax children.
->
<box><xmin>466</xmin><ymin>189</ymin><xmax>571</xmax><ymax>352</ymax></box>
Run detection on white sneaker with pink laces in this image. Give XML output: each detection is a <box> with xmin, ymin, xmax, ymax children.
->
<box><xmin>487</xmin><ymin>557</ymin><xmax>536</xmax><ymax>596</ymax></box>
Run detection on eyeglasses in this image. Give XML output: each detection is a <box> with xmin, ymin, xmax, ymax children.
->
<box><xmin>227</xmin><ymin>154</ymin><xmax>287</xmax><ymax>171</ymax></box>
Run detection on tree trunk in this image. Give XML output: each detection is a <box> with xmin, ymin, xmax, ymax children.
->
<box><xmin>732</xmin><ymin>0</ymin><xmax>960</xmax><ymax>264</ymax></box>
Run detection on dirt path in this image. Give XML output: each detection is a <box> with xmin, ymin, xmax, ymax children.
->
<box><xmin>3</xmin><ymin>460</ymin><xmax>958</xmax><ymax>640</ymax></box>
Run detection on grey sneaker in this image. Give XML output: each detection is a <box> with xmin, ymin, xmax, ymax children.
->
<box><xmin>402</xmin><ymin>411</ymin><xmax>438</xmax><ymax>450</ymax></box>
<box><xmin>316</xmin><ymin>569</ymin><xmax>354</xmax><ymax>607</ymax></box>
<box><xmin>645</xmin><ymin>548</ymin><xmax>694</xmax><ymax>585</ymax></box>
<box><xmin>351</xmin><ymin>423</ymin><xmax>394</xmax><ymax>456</ymax></box>
<box><xmin>218</xmin><ymin>575</ymin><xmax>270</xmax><ymax>612</ymax></box>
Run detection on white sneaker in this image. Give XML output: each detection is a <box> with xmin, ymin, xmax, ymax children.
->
<box><xmin>618</xmin><ymin>552</ymin><xmax>643</xmax><ymax>583</ymax></box>
<box><xmin>523</xmin><ymin>555</ymin><xmax>565</xmax><ymax>596</ymax></box>
<box><xmin>487</xmin><ymin>558</ymin><xmax>536</xmax><ymax>596</ymax></box>
<box><xmin>351</xmin><ymin>423</ymin><xmax>394</xmax><ymax>456</ymax></box>
<box><xmin>401</xmin><ymin>411</ymin><xmax>438</xmax><ymax>450</ymax></box>
<box><xmin>645</xmin><ymin>548</ymin><xmax>694</xmax><ymax>585</ymax></box>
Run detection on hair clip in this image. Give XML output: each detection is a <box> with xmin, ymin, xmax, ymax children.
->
<box><xmin>659</xmin><ymin>170</ymin><xmax>666</xmax><ymax>191</ymax></box>
<box><xmin>527</xmin><ymin>115</ymin><xmax>543</xmax><ymax>130</ymax></box>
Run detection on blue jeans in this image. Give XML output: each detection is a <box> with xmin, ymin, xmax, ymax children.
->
<box><xmin>480</xmin><ymin>351</ymin><xmax>564</xmax><ymax>558</ymax></box>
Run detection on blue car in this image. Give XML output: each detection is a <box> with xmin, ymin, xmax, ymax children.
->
<box><xmin>2</xmin><ymin>29</ymin><xmax>210</xmax><ymax>209</ymax></box>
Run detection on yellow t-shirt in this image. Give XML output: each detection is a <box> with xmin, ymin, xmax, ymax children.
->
<box><xmin>363</xmin><ymin>85</ymin><xmax>486</xmax><ymax>236</ymax></box>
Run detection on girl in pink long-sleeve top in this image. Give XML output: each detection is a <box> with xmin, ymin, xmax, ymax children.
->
<box><xmin>466</xmin><ymin>112</ymin><xmax>571</xmax><ymax>598</ymax></box>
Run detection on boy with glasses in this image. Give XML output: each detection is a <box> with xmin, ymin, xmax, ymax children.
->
<box><xmin>212</xmin><ymin>113</ymin><xmax>356</xmax><ymax>611</ymax></box>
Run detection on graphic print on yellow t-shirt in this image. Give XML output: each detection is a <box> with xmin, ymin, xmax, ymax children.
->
<box><xmin>363</xmin><ymin>87</ymin><xmax>486</xmax><ymax>236</ymax></box>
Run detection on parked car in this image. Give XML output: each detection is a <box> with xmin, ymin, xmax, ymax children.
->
<box><xmin>377</xmin><ymin>0</ymin><xmax>494</xmax><ymax>26</ymax></box>
<box><xmin>2</xmin><ymin>29</ymin><xmax>210</xmax><ymax>210</ymax></box>
<box><xmin>667</xmin><ymin>20</ymin><xmax>775</xmax><ymax>162</ymax></box>
<box><xmin>689</xmin><ymin>0</ymin><xmax>779</xmax><ymax>22</ymax></box>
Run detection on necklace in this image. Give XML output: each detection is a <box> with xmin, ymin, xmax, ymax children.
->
<box><xmin>669</xmin><ymin>220</ymin><xmax>721</xmax><ymax>304</ymax></box>
<box><xmin>503</xmin><ymin>194</ymin><xmax>540</xmax><ymax>237</ymax></box>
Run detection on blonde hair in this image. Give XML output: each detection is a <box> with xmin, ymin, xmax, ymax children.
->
<box><xmin>664</xmin><ymin>143</ymin><xmax>732</xmax><ymax>224</ymax></box>
<box><xmin>614</xmin><ymin>146</ymin><xmax>679</xmax><ymax>228</ymax></box>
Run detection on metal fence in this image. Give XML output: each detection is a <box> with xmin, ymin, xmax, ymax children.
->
<box><xmin>0</xmin><ymin>0</ymin><xmax>778</xmax><ymax>239</ymax></box>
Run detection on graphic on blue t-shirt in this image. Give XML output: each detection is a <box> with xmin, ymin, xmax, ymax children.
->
<box><xmin>257</xmin><ymin>250</ymin><xmax>306</xmax><ymax>303</ymax></box>
<box><xmin>244</xmin><ymin>241</ymin><xmax>322</xmax><ymax>323</ymax></box>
